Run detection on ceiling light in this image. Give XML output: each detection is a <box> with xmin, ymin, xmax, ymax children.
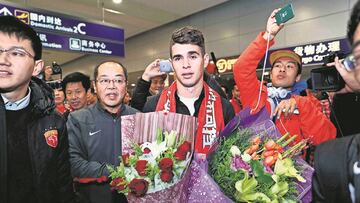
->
<box><xmin>103</xmin><ymin>8</ymin><xmax>125</xmax><ymax>15</ymax></box>
<box><xmin>131</xmin><ymin>83</ymin><xmax>136</xmax><ymax>87</ymax></box>
<box><xmin>113</xmin><ymin>0</ymin><xmax>122</xmax><ymax>4</ymax></box>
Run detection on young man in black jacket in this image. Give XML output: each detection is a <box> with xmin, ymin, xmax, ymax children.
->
<box><xmin>143</xmin><ymin>26</ymin><xmax>234</xmax><ymax>159</ymax></box>
<box><xmin>0</xmin><ymin>16</ymin><xmax>77</xmax><ymax>203</ymax></box>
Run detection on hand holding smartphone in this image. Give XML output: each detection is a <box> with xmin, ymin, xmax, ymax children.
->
<box><xmin>275</xmin><ymin>4</ymin><xmax>295</xmax><ymax>25</ymax></box>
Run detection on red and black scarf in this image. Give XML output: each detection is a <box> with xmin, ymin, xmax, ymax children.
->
<box><xmin>156</xmin><ymin>82</ymin><xmax>224</xmax><ymax>155</ymax></box>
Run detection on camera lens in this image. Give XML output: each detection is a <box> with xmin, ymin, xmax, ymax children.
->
<box><xmin>324</xmin><ymin>74</ymin><xmax>335</xmax><ymax>86</ymax></box>
<box><xmin>52</xmin><ymin>62</ymin><xmax>62</xmax><ymax>74</ymax></box>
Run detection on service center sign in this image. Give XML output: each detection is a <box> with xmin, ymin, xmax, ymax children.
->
<box><xmin>0</xmin><ymin>2</ymin><xmax>124</xmax><ymax>57</ymax></box>
<box><xmin>265</xmin><ymin>38</ymin><xmax>351</xmax><ymax>67</ymax></box>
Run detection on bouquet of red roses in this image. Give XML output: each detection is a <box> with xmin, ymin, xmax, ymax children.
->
<box><xmin>108</xmin><ymin>112</ymin><xmax>197</xmax><ymax>202</ymax></box>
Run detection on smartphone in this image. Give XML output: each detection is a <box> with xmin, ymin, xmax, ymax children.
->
<box><xmin>159</xmin><ymin>60</ymin><xmax>173</xmax><ymax>73</ymax></box>
<box><xmin>275</xmin><ymin>3</ymin><xmax>295</xmax><ymax>25</ymax></box>
<box><xmin>342</xmin><ymin>54</ymin><xmax>356</xmax><ymax>72</ymax></box>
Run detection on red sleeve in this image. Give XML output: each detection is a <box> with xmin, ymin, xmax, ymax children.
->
<box><xmin>233</xmin><ymin>32</ymin><xmax>275</xmax><ymax>113</ymax></box>
<box><xmin>294</xmin><ymin>96</ymin><xmax>336</xmax><ymax>145</ymax></box>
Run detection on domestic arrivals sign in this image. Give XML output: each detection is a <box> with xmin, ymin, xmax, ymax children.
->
<box><xmin>0</xmin><ymin>2</ymin><xmax>125</xmax><ymax>57</ymax></box>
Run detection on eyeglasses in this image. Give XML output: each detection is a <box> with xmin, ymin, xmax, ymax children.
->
<box><xmin>96</xmin><ymin>78</ymin><xmax>126</xmax><ymax>86</ymax></box>
<box><xmin>0</xmin><ymin>47</ymin><xmax>34</xmax><ymax>59</ymax></box>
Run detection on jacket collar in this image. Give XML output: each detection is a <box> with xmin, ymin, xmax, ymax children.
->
<box><xmin>1</xmin><ymin>88</ymin><xmax>31</xmax><ymax>111</ymax></box>
<box><xmin>29</xmin><ymin>77</ymin><xmax>55</xmax><ymax>117</ymax></box>
<box><xmin>95</xmin><ymin>101</ymin><xmax>124</xmax><ymax>118</ymax></box>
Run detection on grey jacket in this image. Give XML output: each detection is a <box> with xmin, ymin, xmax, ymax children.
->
<box><xmin>67</xmin><ymin>102</ymin><xmax>138</xmax><ymax>203</ymax></box>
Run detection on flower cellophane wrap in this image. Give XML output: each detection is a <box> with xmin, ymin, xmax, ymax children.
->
<box><xmin>218</xmin><ymin>107</ymin><xmax>314</xmax><ymax>203</ymax></box>
<box><xmin>121</xmin><ymin>112</ymin><xmax>196</xmax><ymax>202</ymax></box>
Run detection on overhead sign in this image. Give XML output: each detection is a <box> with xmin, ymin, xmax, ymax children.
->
<box><xmin>38</xmin><ymin>32</ymin><xmax>124</xmax><ymax>56</ymax></box>
<box><xmin>0</xmin><ymin>2</ymin><xmax>124</xmax><ymax>57</ymax></box>
<box><xmin>211</xmin><ymin>38</ymin><xmax>351</xmax><ymax>74</ymax></box>
<box><xmin>264</xmin><ymin>38</ymin><xmax>351</xmax><ymax>67</ymax></box>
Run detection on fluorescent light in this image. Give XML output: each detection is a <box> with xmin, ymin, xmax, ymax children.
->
<box><xmin>131</xmin><ymin>83</ymin><xmax>136</xmax><ymax>87</ymax></box>
<box><xmin>113</xmin><ymin>0</ymin><xmax>122</xmax><ymax>4</ymax></box>
<box><xmin>104</xmin><ymin>8</ymin><xmax>125</xmax><ymax>15</ymax></box>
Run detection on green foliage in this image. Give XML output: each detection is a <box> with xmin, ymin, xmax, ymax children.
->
<box><xmin>208</xmin><ymin>128</ymin><xmax>253</xmax><ymax>201</ymax></box>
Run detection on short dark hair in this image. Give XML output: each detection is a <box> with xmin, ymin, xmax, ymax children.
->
<box><xmin>93</xmin><ymin>60</ymin><xmax>128</xmax><ymax>81</ymax></box>
<box><xmin>348</xmin><ymin>0</ymin><xmax>360</xmax><ymax>45</ymax></box>
<box><xmin>0</xmin><ymin>16</ymin><xmax>42</xmax><ymax>60</ymax></box>
<box><xmin>62</xmin><ymin>72</ymin><xmax>91</xmax><ymax>92</ymax></box>
<box><xmin>170</xmin><ymin>26</ymin><xmax>205</xmax><ymax>57</ymax></box>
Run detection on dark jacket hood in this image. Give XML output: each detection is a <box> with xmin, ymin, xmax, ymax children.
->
<box><xmin>29</xmin><ymin>77</ymin><xmax>55</xmax><ymax>117</ymax></box>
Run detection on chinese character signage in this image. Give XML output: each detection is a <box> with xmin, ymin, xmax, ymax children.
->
<box><xmin>264</xmin><ymin>38</ymin><xmax>351</xmax><ymax>67</ymax></box>
<box><xmin>0</xmin><ymin>2</ymin><xmax>124</xmax><ymax>57</ymax></box>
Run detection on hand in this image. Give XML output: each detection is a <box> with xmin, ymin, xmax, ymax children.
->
<box><xmin>263</xmin><ymin>8</ymin><xmax>284</xmax><ymax>40</ymax></box>
<box><xmin>274</xmin><ymin>98</ymin><xmax>297</xmax><ymax>119</ymax></box>
<box><xmin>141</xmin><ymin>59</ymin><xmax>166</xmax><ymax>82</ymax></box>
<box><xmin>332</xmin><ymin>56</ymin><xmax>360</xmax><ymax>93</ymax></box>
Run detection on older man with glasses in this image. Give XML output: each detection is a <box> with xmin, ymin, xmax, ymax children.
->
<box><xmin>67</xmin><ymin>61</ymin><xmax>138</xmax><ymax>203</ymax></box>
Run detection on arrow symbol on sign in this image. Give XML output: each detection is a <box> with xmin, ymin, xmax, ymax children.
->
<box><xmin>0</xmin><ymin>7</ymin><xmax>12</xmax><ymax>16</ymax></box>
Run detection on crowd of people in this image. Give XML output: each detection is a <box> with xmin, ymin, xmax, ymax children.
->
<box><xmin>1</xmin><ymin>1</ymin><xmax>360</xmax><ymax>203</ymax></box>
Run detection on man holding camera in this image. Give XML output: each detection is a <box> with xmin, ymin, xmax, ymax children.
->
<box><xmin>130</xmin><ymin>59</ymin><xmax>167</xmax><ymax>111</ymax></box>
<box><xmin>233</xmin><ymin>9</ymin><xmax>336</xmax><ymax>146</ymax></box>
<box><xmin>312</xmin><ymin>1</ymin><xmax>360</xmax><ymax>202</ymax></box>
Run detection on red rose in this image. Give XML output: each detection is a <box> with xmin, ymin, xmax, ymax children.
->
<box><xmin>128</xmin><ymin>178</ymin><xmax>149</xmax><ymax>197</ymax></box>
<box><xmin>143</xmin><ymin>147</ymin><xmax>151</xmax><ymax>154</ymax></box>
<box><xmin>122</xmin><ymin>153</ymin><xmax>130</xmax><ymax>166</ymax></box>
<box><xmin>110</xmin><ymin>177</ymin><xmax>127</xmax><ymax>191</ymax></box>
<box><xmin>160</xmin><ymin>170</ymin><xmax>174</xmax><ymax>183</ymax></box>
<box><xmin>177</xmin><ymin>141</ymin><xmax>191</xmax><ymax>153</ymax></box>
<box><xmin>135</xmin><ymin>160</ymin><xmax>148</xmax><ymax>176</ymax></box>
<box><xmin>174</xmin><ymin>150</ymin><xmax>186</xmax><ymax>161</ymax></box>
<box><xmin>158</xmin><ymin>157</ymin><xmax>173</xmax><ymax>171</ymax></box>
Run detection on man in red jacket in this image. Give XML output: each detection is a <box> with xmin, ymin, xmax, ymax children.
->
<box><xmin>233</xmin><ymin>9</ymin><xmax>336</xmax><ymax>146</ymax></box>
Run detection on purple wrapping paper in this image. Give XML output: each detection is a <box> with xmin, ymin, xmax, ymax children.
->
<box><xmin>218</xmin><ymin>107</ymin><xmax>313</xmax><ymax>203</ymax></box>
<box><xmin>121</xmin><ymin>112</ymin><xmax>234</xmax><ymax>202</ymax></box>
<box><xmin>121</xmin><ymin>112</ymin><xmax>197</xmax><ymax>203</ymax></box>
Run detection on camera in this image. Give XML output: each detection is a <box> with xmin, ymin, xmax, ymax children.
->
<box><xmin>46</xmin><ymin>80</ymin><xmax>63</xmax><ymax>90</ymax></box>
<box><xmin>52</xmin><ymin>61</ymin><xmax>62</xmax><ymax>75</ymax></box>
<box><xmin>159</xmin><ymin>60</ymin><xmax>173</xmax><ymax>73</ymax></box>
<box><xmin>310</xmin><ymin>52</ymin><xmax>345</xmax><ymax>92</ymax></box>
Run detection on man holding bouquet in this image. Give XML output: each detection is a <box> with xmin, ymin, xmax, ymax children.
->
<box><xmin>233</xmin><ymin>9</ymin><xmax>336</xmax><ymax>146</ymax></box>
<box><xmin>67</xmin><ymin>61</ymin><xmax>138</xmax><ymax>203</ymax></box>
<box><xmin>143</xmin><ymin>26</ymin><xmax>234</xmax><ymax>157</ymax></box>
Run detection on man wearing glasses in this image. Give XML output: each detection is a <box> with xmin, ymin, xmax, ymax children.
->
<box><xmin>67</xmin><ymin>61</ymin><xmax>138</xmax><ymax>203</ymax></box>
<box><xmin>0</xmin><ymin>16</ymin><xmax>77</xmax><ymax>202</ymax></box>
<box><xmin>312</xmin><ymin>1</ymin><xmax>360</xmax><ymax>202</ymax></box>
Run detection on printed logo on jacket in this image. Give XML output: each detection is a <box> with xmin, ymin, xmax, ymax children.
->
<box><xmin>44</xmin><ymin>129</ymin><xmax>58</xmax><ymax>148</ymax></box>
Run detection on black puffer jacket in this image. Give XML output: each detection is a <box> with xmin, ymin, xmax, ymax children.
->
<box><xmin>0</xmin><ymin>77</ymin><xmax>77</xmax><ymax>203</ymax></box>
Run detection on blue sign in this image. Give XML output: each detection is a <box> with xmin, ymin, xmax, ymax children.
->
<box><xmin>0</xmin><ymin>2</ymin><xmax>124</xmax><ymax>57</ymax></box>
<box><xmin>38</xmin><ymin>32</ymin><xmax>124</xmax><ymax>56</ymax></box>
<box><xmin>263</xmin><ymin>38</ymin><xmax>351</xmax><ymax>68</ymax></box>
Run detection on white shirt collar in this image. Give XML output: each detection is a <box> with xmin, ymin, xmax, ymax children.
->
<box><xmin>1</xmin><ymin>88</ymin><xmax>31</xmax><ymax>110</ymax></box>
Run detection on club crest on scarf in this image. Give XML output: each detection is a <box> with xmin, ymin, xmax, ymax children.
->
<box><xmin>44</xmin><ymin>129</ymin><xmax>58</xmax><ymax>148</ymax></box>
